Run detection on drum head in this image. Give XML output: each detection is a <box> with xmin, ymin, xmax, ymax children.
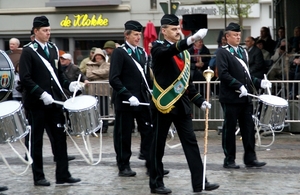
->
<box><xmin>0</xmin><ymin>50</ymin><xmax>15</xmax><ymax>102</ymax></box>
<box><xmin>64</xmin><ymin>95</ymin><xmax>97</xmax><ymax>111</ymax></box>
<box><xmin>259</xmin><ymin>95</ymin><xmax>288</xmax><ymax>106</ymax></box>
<box><xmin>0</xmin><ymin>100</ymin><xmax>21</xmax><ymax>117</ymax></box>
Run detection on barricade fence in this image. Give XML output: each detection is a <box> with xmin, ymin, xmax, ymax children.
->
<box><xmin>85</xmin><ymin>80</ymin><xmax>300</xmax><ymax>132</ymax></box>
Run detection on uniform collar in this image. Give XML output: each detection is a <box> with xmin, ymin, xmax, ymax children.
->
<box><xmin>35</xmin><ymin>39</ymin><xmax>48</xmax><ymax>50</ymax></box>
<box><xmin>126</xmin><ymin>41</ymin><xmax>138</xmax><ymax>51</ymax></box>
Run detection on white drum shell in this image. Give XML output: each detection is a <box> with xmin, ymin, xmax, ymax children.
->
<box><xmin>256</xmin><ymin>95</ymin><xmax>288</xmax><ymax>128</ymax></box>
<box><xmin>64</xmin><ymin>95</ymin><xmax>102</xmax><ymax>135</ymax></box>
<box><xmin>0</xmin><ymin>101</ymin><xmax>28</xmax><ymax>143</ymax></box>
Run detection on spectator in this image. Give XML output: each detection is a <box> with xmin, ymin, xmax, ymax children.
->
<box><xmin>7</xmin><ymin>38</ymin><xmax>23</xmax><ymax>100</ymax></box>
<box><xmin>86</xmin><ymin>48</ymin><xmax>110</xmax><ymax>133</ymax></box>
<box><xmin>288</xmin><ymin>40</ymin><xmax>300</xmax><ymax>99</ymax></box>
<box><xmin>209</xmin><ymin>35</ymin><xmax>227</xmax><ymax>77</ymax></box>
<box><xmin>268</xmin><ymin>39</ymin><xmax>287</xmax><ymax>80</ymax></box>
<box><xmin>245</xmin><ymin>36</ymin><xmax>266</xmax><ymax>79</ymax></box>
<box><xmin>59</xmin><ymin>53</ymin><xmax>89</xmax><ymax>98</ymax></box>
<box><xmin>188</xmin><ymin>39</ymin><xmax>211</xmax><ymax>95</ymax></box>
<box><xmin>79</xmin><ymin>47</ymin><xmax>96</xmax><ymax>75</ymax></box>
<box><xmin>256</xmin><ymin>39</ymin><xmax>270</xmax><ymax>60</ymax></box>
<box><xmin>288</xmin><ymin>26</ymin><xmax>300</xmax><ymax>53</ymax></box>
<box><xmin>7</xmin><ymin>38</ymin><xmax>23</xmax><ymax>69</ymax></box>
<box><xmin>256</xmin><ymin>26</ymin><xmax>276</xmax><ymax>55</ymax></box>
<box><xmin>274</xmin><ymin>26</ymin><xmax>285</xmax><ymax>50</ymax></box>
<box><xmin>103</xmin><ymin>40</ymin><xmax>116</xmax><ymax>63</ymax></box>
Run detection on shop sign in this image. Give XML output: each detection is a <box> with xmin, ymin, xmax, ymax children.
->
<box><xmin>175</xmin><ymin>4</ymin><xmax>260</xmax><ymax>18</ymax></box>
<box><xmin>60</xmin><ymin>14</ymin><xmax>109</xmax><ymax>27</ymax></box>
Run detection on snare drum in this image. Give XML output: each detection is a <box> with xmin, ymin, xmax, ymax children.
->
<box><xmin>0</xmin><ymin>101</ymin><xmax>29</xmax><ymax>143</ymax></box>
<box><xmin>64</xmin><ymin>95</ymin><xmax>102</xmax><ymax>135</ymax></box>
<box><xmin>0</xmin><ymin>50</ymin><xmax>15</xmax><ymax>102</ymax></box>
<box><xmin>255</xmin><ymin>95</ymin><xmax>288</xmax><ymax>128</ymax></box>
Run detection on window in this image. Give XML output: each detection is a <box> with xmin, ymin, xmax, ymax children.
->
<box><xmin>150</xmin><ymin>0</ymin><xmax>157</xmax><ymax>9</ymax></box>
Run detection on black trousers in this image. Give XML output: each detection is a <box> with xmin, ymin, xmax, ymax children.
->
<box><xmin>99</xmin><ymin>96</ymin><xmax>109</xmax><ymax>129</ymax></box>
<box><xmin>149</xmin><ymin>109</ymin><xmax>205</xmax><ymax>191</ymax></box>
<box><xmin>114</xmin><ymin>107</ymin><xmax>153</xmax><ymax>171</ymax></box>
<box><xmin>221</xmin><ymin>103</ymin><xmax>257</xmax><ymax>165</ymax></box>
<box><xmin>27</xmin><ymin>107</ymin><xmax>71</xmax><ymax>182</ymax></box>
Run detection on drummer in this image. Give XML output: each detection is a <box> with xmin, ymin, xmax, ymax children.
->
<box><xmin>19</xmin><ymin>15</ymin><xmax>82</xmax><ymax>186</ymax></box>
<box><xmin>216</xmin><ymin>22</ymin><xmax>272</xmax><ymax>169</ymax></box>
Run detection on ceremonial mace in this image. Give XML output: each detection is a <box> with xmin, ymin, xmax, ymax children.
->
<box><xmin>202</xmin><ymin>67</ymin><xmax>214</xmax><ymax>190</ymax></box>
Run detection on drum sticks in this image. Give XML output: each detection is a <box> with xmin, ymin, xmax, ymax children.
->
<box><xmin>122</xmin><ymin>101</ymin><xmax>150</xmax><ymax>106</ymax></box>
<box><xmin>264</xmin><ymin>74</ymin><xmax>271</xmax><ymax>95</ymax></box>
<box><xmin>72</xmin><ymin>74</ymin><xmax>81</xmax><ymax>102</ymax></box>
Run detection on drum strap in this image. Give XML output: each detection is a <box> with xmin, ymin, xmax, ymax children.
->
<box><xmin>122</xmin><ymin>46</ymin><xmax>152</xmax><ymax>94</ymax></box>
<box><xmin>29</xmin><ymin>44</ymin><xmax>68</xmax><ymax>99</ymax></box>
<box><xmin>225</xmin><ymin>47</ymin><xmax>259</xmax><ymax>94</ymax></box>
<box><xmin>226</xmin><ymin>47</ymin><xmax>251</xmax><ymax>79</ymax></box>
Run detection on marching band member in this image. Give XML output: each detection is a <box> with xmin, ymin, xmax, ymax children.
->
<box><xmin>216</xmin><ymin>22</ymin><xmax>271</xmax><ymax>169</ymax></box>
<box><xmin>19</xmin><ymin>15</ymin><xmax>81</xmax><ymax>186</ymax></box>
<box><xmin>109</xmin><ymin>20</ymin><xmax>154</xmax><ymax>177</ymax></box>
<box><xmin>149</xmin><ymin>14</ymin><xmax>219</xmax><ymax>194</ymax></box>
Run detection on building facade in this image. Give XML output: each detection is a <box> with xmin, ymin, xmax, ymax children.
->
<box><xmin>0</xmin><ymin>0</ymin><xmax>272</xmax><ymax>63</ymax></box>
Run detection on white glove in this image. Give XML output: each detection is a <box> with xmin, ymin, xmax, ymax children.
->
<box><xmin>260</xmin><ymin>79</ymin><xmax>272</xmax><ymax>89</ymax></box>
<box><xmin>201</xmin><ymin>101</ymin><xmax>211</xmax><ymax>111</ymax></box>
<box><xmin>69</xmin><ymin>81</ymin><xmax>83</xmax><ymax>92</ymax></box>
<box><xmin>40</xmin><ymin>92</ymin><xmax>54</xmax><ymax>105</ymax></box>
<box><xmin>128</xmin><ymin>96</ymin><xmax>140</xmax><ymax>106</ymax></box>
<box><xmin>192</xmin><ymin>28</ymin><xmax>208</xmax><ymax>40</ymax></box>
<box><xmin>239</xmin><ymin>85</ymin><xmax>248</xmax><ymax>98</ymax></box>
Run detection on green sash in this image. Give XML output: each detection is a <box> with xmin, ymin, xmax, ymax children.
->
<box><xmin>152</xmin><ymin>50</ymin><xmax>190</xmax><ymax>113</ymax></box>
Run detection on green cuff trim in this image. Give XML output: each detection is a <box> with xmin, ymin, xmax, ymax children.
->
<box><xmin>253</xmin><ymin>77</ymin><xmax>258</xmax><ymax>84</ymax></box>
<box><xmin>30</xmin><ymin>85</ymin><xmax>39</xmax><ymax>94</ymax></box>
<box><xmin>229</xmin><ymin>78</ymin><xmax>236</xmax><ymax>86</ymax></box>
<box><xmin>118</xmin><ymin>87</ymin><xmax>126</xmax><ymax>94</ymax></box>
<box><xmin>191</xmin><ymin>93</ymin><xmax>201</xmax><ymax>102</ymax></box>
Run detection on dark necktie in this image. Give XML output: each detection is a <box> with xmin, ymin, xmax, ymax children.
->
<box><xmin>44</xmin><ymin>46</ymin><xmax>49</xmax><ymax>58</ymax></box>
<box><xmin>237</xmin><ymin>47</ymin><xmax>243</xmax><ymax>59</ymax></box>
<box><xmin>135</xmin><ymin>48</ymin><xmax>140</xmax><ymax>61</ymax></box>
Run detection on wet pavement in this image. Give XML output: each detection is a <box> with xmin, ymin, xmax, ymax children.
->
<box><xmin>0</xmin><ymin>127</ymin><xmax>299</xmax><ymax>195</ymax></box>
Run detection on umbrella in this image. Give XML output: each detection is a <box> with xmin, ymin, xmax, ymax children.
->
<box><xmin>144</xmin><ymin>21</ymin><xmax>157</xmax><ymax>55</ymax></box>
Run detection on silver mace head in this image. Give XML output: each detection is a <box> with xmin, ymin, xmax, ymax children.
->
<box><xmin>203</xmin><ymin>67</ymin><xmax>214</xmax><ymax>82</ymax></box>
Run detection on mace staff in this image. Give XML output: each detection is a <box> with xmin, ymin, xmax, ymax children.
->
<box><xmin>202</xmin><ymin>67</ymin><xmax>214</xmax><ymax>190</ymax></box>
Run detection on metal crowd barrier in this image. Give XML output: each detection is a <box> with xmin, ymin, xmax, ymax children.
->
<box><xmin>85</xmin><ymin>80</ymin><xmax>300</xmax><ymax>132</ymax></box>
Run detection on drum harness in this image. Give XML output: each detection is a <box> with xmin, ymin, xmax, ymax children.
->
<box><xmin>0</xmin><ymin>130</ymin><xmax>33</xmax><ymax>175</ymax></box>
<box><xmin>0</xmin><ymin>102</ymin><xmax>33</xmax><ymax>175</ymax></box>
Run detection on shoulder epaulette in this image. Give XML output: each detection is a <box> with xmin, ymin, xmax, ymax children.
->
<box><xmin>222</xmin><ymin>45</ymin><xmax>229</xmax><ymax>49</ymax></box>
<box><xmin>155</xmin><ymin>40</ymin><xmax>164</xmax><ymax>44</ymax></box>
<box><xmin>47</xmin><ymin>41</ymin><xmax>56</xmax><ymax>49</ymax></box>
<box><xmin>238</xmin><ymin>45</ymin><xmax>245</xmax><ymax>51</ymax></box>
<box><xmin>23</xmin><ymin>42</ymin><xmax>32</xmax><ymax>48</ymax></box>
